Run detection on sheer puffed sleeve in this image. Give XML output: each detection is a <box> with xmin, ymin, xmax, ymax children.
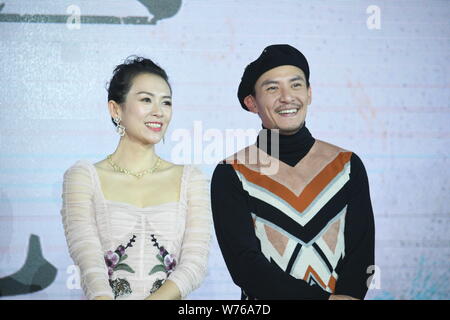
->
<box><xmin>167</xmin><ymin>165</ymin><xmax>212</xmax><ymax>299</ymax></box>
<box><xmin>60</xmin><ymin>162</ymin><xmax>114</xmax><ymax>300</ymax></box>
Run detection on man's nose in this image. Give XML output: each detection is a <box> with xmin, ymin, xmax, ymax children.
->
<box><xmin>279</xmin><ymin>86</ymin><xmax>294</xmax><ymax>103</ymax></box>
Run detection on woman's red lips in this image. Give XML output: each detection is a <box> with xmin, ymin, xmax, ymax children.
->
<box><xmin>145</xmin><ymin>122</ymin><xmax>163</xmax><ymax>132</ymax></box>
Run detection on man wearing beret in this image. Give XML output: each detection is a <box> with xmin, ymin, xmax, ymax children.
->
<box><xmin>211</xmin><ymin>44</ymin><xmax>375</xmax><ymax>300</ymax></box>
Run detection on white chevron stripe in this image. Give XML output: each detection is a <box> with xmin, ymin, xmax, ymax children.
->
<box><xmin>251</xmin><ymin>209</ymin><xmax>346</xmax><ymax>291</ymax></box>
<box><xmin>308</xmin><ymin>206</ymin><xmax>346</xmax><ymax>244</ymax></box>
<box><xmin>315</xmin><ymin>210</ymin><xmax>347</xmax><ymax>267</ymax></box>
<box><xmin>301</xmin><ymin>161</ymin><xmax>350</xmax><ymax>217</ymax></box>
<box><xmin>290</xmin><ymin>246</ymin><xmax>333</xmax><ymax>292</ymax></box>
<box><xmin>253</xmin><ymin>217</ymin><xmax>298</xmax><ymax>270</ymax></box>
<box><xmin>236</xmin><ymin>162</ymin><xmax>350</xmax><ymax>226</ymax></box>
<box><xmin>250</xmin><ymin>206</ymin><xmax>345</xmax><ymax>244</ymax></box>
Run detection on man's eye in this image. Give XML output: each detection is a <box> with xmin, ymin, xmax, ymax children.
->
<box><xmin>292</xmin><ymin>83</ymin><xmax>303</xmax><ymax>88</ymax></box>
<box><xmin>267</xmin><ymin>86</ymin><xmax>277</xmax><ymax>91</ymax></box>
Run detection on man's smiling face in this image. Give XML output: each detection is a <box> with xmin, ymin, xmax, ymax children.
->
<box><xmin>244</xmin><ymin>65</ymin><xmax>312</xmax><ymax>135</ymax></box>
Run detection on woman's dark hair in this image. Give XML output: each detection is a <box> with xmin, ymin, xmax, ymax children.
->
<box><xmin>107</xmin><ymin>56</ymin><xmax>171</xmax><ymax>127</ymax></box>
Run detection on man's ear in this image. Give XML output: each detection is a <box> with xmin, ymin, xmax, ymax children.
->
<box><xmin>244</xmin><ymin>95</ymin><xmax>258</xmax><ymax>113</ymax></box>
<box><xmin>307</xmin><ymin>86</ymin><xmax>312</xmax><ymax>106</ymax></box>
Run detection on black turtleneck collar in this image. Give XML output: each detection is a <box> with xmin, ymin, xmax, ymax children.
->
<box><xmin>255</xmin><ymin>122</ymin><xmax>315</xmax><ymax>167</ymax></box>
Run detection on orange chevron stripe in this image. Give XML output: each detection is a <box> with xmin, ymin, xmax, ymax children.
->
<box><xmin>303</xmin><ymin>265</ymin><xmax>327</xmax><ymax>289</ymax></box>
<box><xmin>328</xmin><ymin>275</ymin><xmax>336</xmax><ymax>292</ymax></box>
<box><xmin>232</xmin><ymin>152</ymin><xmax>352</xmax><ymax>213</ymax></box>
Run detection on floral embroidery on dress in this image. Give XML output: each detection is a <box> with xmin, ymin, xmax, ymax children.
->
<box><xmin>109</xmin><ymin>278</ymin><xmax>132</xmax><ymax>299</ymax></box>
<box><xmin>104</xmin><ymin>235</ymin><xmax>136</xmax><ymax>299</ymax></box>
<box><xmin>149</xmin><ymin>279</ymin><xmax>165</xmax><ymax>295</ymax></box>
<box><xmin>149</xmin><ymin>234</ymin><xmax>177</xmax><ymax>275</ymax></box>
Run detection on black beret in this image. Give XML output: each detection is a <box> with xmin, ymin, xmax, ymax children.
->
<box><xmin>237</xmin><ymin>44</ymin><xmax>310</xmax><ymax>111</ymax></box>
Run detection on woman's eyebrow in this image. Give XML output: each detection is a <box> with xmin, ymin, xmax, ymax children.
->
<box><xmin>136</xmin><ymin>91</ymin><xmax>171</xmax><ymax>99</ymax></box>
<box><xmin>136</xmin><ymin>91</ymin><xmax>154</xmax><ymax>96</ymax></box>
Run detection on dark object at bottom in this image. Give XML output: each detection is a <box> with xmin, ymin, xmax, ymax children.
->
<box><xmin>0</xmin><ymin>234</ymin><xmax>57</xmax><ymax>297</ymax></box>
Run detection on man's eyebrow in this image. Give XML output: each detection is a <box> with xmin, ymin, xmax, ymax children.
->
<box><xmin>260</xmin><ymin>80</ymin><xmax>279</xmax><ymax>87</ymax></box>
<box><xmin>290</xmin><ymin>75</ymin><xmax>305</xmax><ymax>82</ymax></box>
<box><xmin>260</xmin><ymin>75</ymin><xmax>306</xmax><ymax>87</ymax></box>
<box><xmin>136</xmin><ymin>91</ymin><xmax>171</xmax><ymax>99</ymax></box>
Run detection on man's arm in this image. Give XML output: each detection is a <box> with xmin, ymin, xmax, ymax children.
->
<box><xmin>211</xmin><ymin>163</ymin><xmax>331</xmax><ymax>300</ymax></box>
<box><xmin>333</xmin><ymin>153</ymin><xmax>376</xmax><ymax>300</ymax></box>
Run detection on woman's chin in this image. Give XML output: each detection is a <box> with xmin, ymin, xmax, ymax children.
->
<box><xmin>128</xmin><ymin>134</ymin><xmax>163</xmax><ymax>146</ymax></box>
<box><xmin>145</xmin><ymin>137</ymin><xmax>163</xmax><ymax>145</ymax></box>
<box><xmin>141</xmin><ymin>130</ymin><xmax>165</xmax><ymax>145</ymax></box>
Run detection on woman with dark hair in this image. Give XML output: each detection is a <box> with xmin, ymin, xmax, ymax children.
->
<box><xmin>60</xmin><ymin>56</ymin><xmax>212</xmax><ymax>300</ymax></box>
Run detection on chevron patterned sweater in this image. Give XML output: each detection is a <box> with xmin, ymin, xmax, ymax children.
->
<box><xmin>211</xmin><ymin>125</ymin><xmax>375</xmax><ymax>300</ymax></box>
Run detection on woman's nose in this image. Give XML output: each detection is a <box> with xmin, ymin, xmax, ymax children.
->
<box><xmin>151</xmin><ymin>103</ymin><xmax>163</xmax><ymax>117</ymax></box>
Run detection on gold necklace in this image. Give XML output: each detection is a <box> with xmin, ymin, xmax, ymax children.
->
<box><xmin>107</xmin><ymin>154</ymin><xmax>161</xmax><ymax>178</ymax></box>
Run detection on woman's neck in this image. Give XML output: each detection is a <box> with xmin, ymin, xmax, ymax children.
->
<box><xmin>110</xmin><ymin>137</ymin><xmax>159</xmax><ymax>172</ymax></box>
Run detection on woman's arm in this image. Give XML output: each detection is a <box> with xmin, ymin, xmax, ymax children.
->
<box><xmin>61</xmin><ymin>162</ymin><xmax>114</xmax><ymax>300</ymax></box>
<box><xmin>149</xmin><ymin>166</ymin><xmax>212</xmax><ymax>299</ymax></box>
<box><xmin>93</xmin><ymin>296</ymin><xmax>114</xmax><ymax>300</ymax></box>
<box><xmin>144</xmin><ymin>279</ymin><xmax>181</xmax><ymax>300</ymax></box>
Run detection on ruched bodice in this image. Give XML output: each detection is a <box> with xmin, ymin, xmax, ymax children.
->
<box><xmin>61</xmin><ymin>161</ymin><xmax>212</xmax><ymax>300</ymax></box>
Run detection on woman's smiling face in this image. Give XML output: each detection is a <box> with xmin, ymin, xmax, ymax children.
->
<box><xmin>115</xmin><ymin>72</ymin><xmax>173</xmax><ymax>145</ymax></box>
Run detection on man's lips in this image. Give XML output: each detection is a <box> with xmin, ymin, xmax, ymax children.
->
<box><xmin>275</xmin><ymin>106</ymin><xmax>301</xmax><ymax>117</ymax></box>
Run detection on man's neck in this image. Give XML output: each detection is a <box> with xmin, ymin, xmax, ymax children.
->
<box><xmin>256</xmin><ymin>122</ymin><xmax>315</xmax><ymax>167</ymax></box>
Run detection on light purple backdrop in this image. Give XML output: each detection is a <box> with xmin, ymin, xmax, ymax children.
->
<box><xmin>0</xmin><ymin>0</ymin><xmax>449</xmax><ymax>299</ymax></box>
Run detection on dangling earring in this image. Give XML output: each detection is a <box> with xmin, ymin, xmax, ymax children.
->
<box><xmin>113</xmin><ymin>117</ymin><xmax>126</xmax><ymax>137</ymax></box>
<box><xmin>162</xmin><ymin>135</ymin><xmax>165</xmax><ymax>144</ymax></box>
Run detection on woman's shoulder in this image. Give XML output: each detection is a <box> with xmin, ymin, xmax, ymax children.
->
<box><xmin>157</xmin><ymin>159</ymin><xmax>184</xmax><ymax>175</ymax></box>
<box><xmin>164</xmin><ymin>162</ymin><xmax>206</xmax><ymax>176</ymax></box>
<box><xmin>65</xmin><ymin>159</ymin><xmax>94</xmax><ymax>170</ymax></box>
<box><xmin>157</xmin><ymin>161</ymin><xmax>209</xmax><ymax>185</ymax></box>
<box><xmin>63</xmin><ymin>160</ymin><xmax>95</xmax><ymax>180</ymax></box>
<box><xmin>182</xmin><ymin>164</ymin><xmax>209</xmax><ymax>183</ymax></box>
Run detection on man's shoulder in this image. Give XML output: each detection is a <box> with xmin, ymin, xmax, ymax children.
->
<box><xmin>310</xmin><ymin>140</ymin><xmax>369</xmax><ymax>175</ymax></box>
<box><xmin>212</xmin><ymin>145</ymin><xmax>257</xmax><ymax>180</ymax></box>
<box><xmin>308</xmin><ymin>139</ymin><xmax>353</xmax><ymax>165</ymax></box>
<box><xmin>220</xmin><ymin>144</ymin><xmax>257</xmax><ymax>165</ymax></box>
<box><xmin>314</xmin><ymin>139</ymin><xmax>352</xmax><ymax>154</ymax></box>
<box><xmin>311</xmin><ymin>140</ymin><xmax>369</xmax><ymax>185</ymax></box>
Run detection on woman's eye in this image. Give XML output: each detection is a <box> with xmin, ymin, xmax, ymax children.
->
<box><xmin>163</xmin><ymin>101</ymin><xmax>172</xmax><ymax>106</ymax></box>
<box><xmin>267</xmin><ymin>86</ymin><xmax>277</xmax><ymax>91</ymax></box>
<box><xmin>142</xmin><ymin>97</ymin><xmax>152</xmax><ymax>103</ymax></box>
